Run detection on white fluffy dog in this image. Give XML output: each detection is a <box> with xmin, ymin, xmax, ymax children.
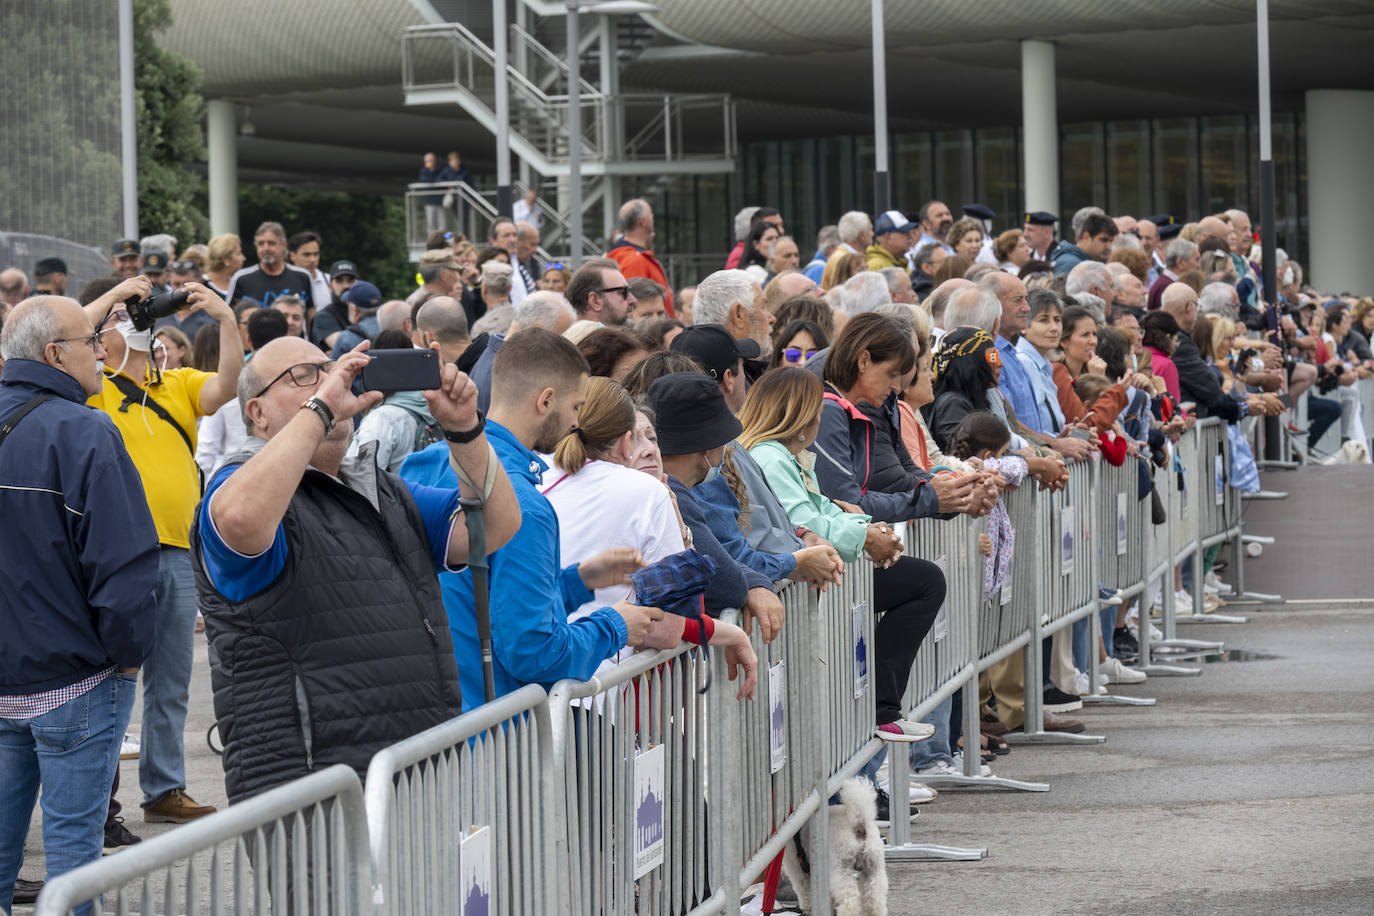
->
<box><xmin>1319</xmin><ymin>440</ymin><xmax>1371</xmax><ymax>465</ymax></box>
<box><xmin>781</xmin><ymin>777</ymin><xmax>888</xmax><ymax>916</ymax></box>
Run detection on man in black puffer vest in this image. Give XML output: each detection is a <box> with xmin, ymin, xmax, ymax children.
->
<box><xmin>190</xmin><ymin>336</ymin><xmax>520</xmax><ymax>802</ymax></box>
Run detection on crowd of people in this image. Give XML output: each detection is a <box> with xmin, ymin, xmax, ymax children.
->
<box><xmin>1</xmin><ymin>189</ymin><xmax>1371</xmax><ymax>912</ymax></box>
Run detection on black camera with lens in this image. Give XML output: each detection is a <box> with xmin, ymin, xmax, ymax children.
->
<box><xmin>125</xmin><ymin>290</ymin><xmax>190</xmax><ymax>331</ymax></box>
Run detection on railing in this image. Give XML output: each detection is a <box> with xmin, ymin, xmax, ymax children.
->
<box><xmin>41</xmin><ymin>426</ymin><xmax>1283</xmax><ymax>915</ymax></box>
<box><xmin>621</xmin><ymin>92</ymin><xmax>737</xmax><ymax>163</ymax></box>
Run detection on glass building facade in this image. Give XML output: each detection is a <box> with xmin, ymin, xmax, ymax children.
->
<box><xmin>633</xmin><ymin>112</ymin><xmax>1306</xmax><ymax>282</ymax></box>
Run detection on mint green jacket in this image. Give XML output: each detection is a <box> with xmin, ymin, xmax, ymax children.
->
<box><xmin>747</xmin><ymin>439</ymin><xmax>872</xmax><ymax>563</ymax></box>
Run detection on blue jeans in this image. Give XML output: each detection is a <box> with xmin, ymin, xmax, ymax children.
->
<box><xmin>909</xmin><ymin>697</ymin><xmax>954</xmax><ymax>770</ymax></box>
<box><xmin>140</xmin><ymin>547</ymin><xmax>196</xmax><ymax>807</ymax></box>
<box><xmin>0</xmin><ymin>672</ymin><xmax>137</xmax><ymax>915</ymax></box>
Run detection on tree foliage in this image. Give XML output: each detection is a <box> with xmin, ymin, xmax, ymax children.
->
<box><xmin>135</xmin><ymin>0</ymin><xmax>208</xmax><ymax>245</ymax></box>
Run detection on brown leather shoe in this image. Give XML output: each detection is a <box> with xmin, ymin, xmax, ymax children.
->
<box><xmin>1042</xmin><ymin>711</ymin><xmax>1086</xmax><ymax>733</ymax></box>
<box><xmin>12</xmin><ymin>878</ymin><xmax>44</xmax><ymax>905</ymax></box>
<box><xmin>143</xmin><ymin>788</ymin><xmax>217</xmax><ymax>824</ymax></box>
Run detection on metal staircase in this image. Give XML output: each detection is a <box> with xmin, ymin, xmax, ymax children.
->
<box><xmin>400</xmin><ymin>4</ymin><xmax>735</xmax><ymax>256</ymax></box>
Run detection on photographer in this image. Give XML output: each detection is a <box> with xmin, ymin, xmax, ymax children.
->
<box><xmin>81</xmin><ymin>275</ymin><xmax>242</xmax><ymax>837</ymax></box>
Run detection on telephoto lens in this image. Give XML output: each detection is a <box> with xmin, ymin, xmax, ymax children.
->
<box><xmin>126</xmin><ymin>290</ymin><xmax>190</xmax><ymax>331</ymax></box>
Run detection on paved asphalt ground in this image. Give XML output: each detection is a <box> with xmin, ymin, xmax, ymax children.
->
<box><xmin>14</xmin><ymin>466</ymin><xmax>1374</xmax><ymax>914</ymax></box>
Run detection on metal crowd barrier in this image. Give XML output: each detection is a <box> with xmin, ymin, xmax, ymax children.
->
<box><xmin>364</xmin><ymin>683</ymin><xmax>556</xmax><ymax>916</ymax></box>
<box><xmin>35</xmin><ymin>765</ymin><xmax>370</xmax><ymax>916</ymax></box>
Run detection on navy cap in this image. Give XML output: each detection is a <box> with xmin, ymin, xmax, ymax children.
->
<box><xmin>142</xmin><ymin>251</ymin><xmax>168</xmax><ymax>273</ymax></box>
<box><xmin>670</xmin><ymin>323</ymin><xmax>759</xmax><ymax>379</ymax></box>
<box><xmin>1158</xmin><ymin>222</ymin><xmax>1184</xmax><ymax>241</ymax></box>
<box><xmin>874</xmin><ymin>209</ymin><xmax>918</xmax><ymax>236</ymax></box>
<box><xmin>1024</xmin><ymin>211</ymin><xmax>1058</xmax><ymax>226</ymax></box>
<box><xmin>649</xmin><ymin>372</ymin><xmax>743</xmax><ymax>456</ymax></box>
<box><xmin>342</xmin><ymin>281</ymin><xmax>382</xmax><ymax>311</ymax></box>
<box><xmin>111</xmin><ymin>239</ymin><xmax>139</xmax><ymax>257</ymax></box>
<box><xmin>1145</xmin><ymin>214</ymin><xmax>1177</xmax><ymax>227</ymax></box>
<box><xmin>330</xmin><ymin>260</ymin><xmax>359</xmax><ymax>280</ymax></box>
<box><xmin>962</xmin><ymin>203</ymin><xmax>995</xmax><ymax>221</ymax></box>
<box><xmin>34</xmin><ymin>256</ymin><xmax>67</xmax><ymax>275</ymax></box>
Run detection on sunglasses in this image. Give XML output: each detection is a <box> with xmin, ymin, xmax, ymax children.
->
<box><xmin>782</xmin><ymin>347</ymin><xmax>819</xmax><ymax>364</ymax></box>
<box><xmin>597</xmin><ymin>285</ymin><xmax>630</xmax><ymax>298</ymax></box>
<box><xmin>546</xmin><ymin>262</ymin><xmax>566</xmax><ymax>271</ymax></box>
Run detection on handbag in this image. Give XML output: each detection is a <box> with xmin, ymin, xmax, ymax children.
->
<box><xmin>1225</xmin><ymin>422</ymin><xmax>1261</xmax><ymax>493</ymax></box>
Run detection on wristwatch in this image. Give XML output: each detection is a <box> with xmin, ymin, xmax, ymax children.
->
<box><xmin>300</xmin><ymin>396</ymin><xmax>335</xmax><ymax>434</ymax></box>
<box><xmin>443</xmin><ymin>410</ymin><xmax>486</xmax><ymax>444</ymax></box>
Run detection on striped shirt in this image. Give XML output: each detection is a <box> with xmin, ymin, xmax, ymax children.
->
<box><xmin>0</xmin><ymin>667</ymin><xmax>115</xmax><ymax>719</ymax></box>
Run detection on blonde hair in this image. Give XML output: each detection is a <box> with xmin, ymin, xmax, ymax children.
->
<box><xmin>1208</xmin><ymin>315</ymin><xmax>1237</xmax><ymax>361</ymax></box>
<box><xmin>552</xmin><ymin>376</ymin><xmax>635</xmax><ymax>474</ymax></box>
<box><xmin>1072</xmin><ymin>372</ymin><xmax>1112</xmax><ymax>407</ymax></box>
<box><xmin>738</xmin><ymin>367</ymin><xmax>824</xmax><ymax>451</ymax></box>
<box><xmin>207</xmin><ymin>233</ymin><xmax>242</xmax><ymax>273</ymax></box>
<box><xmin>820</xmin><ymin>251</ymin><xmax>864</xmax><ymax>292</ymax></box>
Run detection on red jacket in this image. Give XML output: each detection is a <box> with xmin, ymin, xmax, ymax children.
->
<box><xmin>605</xmin><ymin>239</ymin><xmax>674</xmax><ymax>317</ymax></box>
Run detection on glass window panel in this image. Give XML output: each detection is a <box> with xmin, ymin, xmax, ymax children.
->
<box><xmin>1200</xmin><ymin>114</ymin><xmax>1246</xmax><ymax>216</ymax></box>
<box><xmin>855</xmin><ymin>135</ymin><xmax>876</xmax><ymax>215</ymax></box>
<box><xmin>934</xmin><ymin>129</ymin><xmax>973</xmax><ymax>211</ymax></box>
<box><xmin>974</xmin><ymin>126</ymin><xmax>1018</xmax><ymax>231</ymax></box>
<box><xmin>1060</xmin><ymin>122</ymin><xmax>1105</xmax><ymax>216</ymax></box>
<box><xmin>1106</xmin><ymin>120</ymin><xmax>1150</xmax><ymax>217</ymax></box>
<box><xmin>817</xmin><ymin>136</ymin><xmax>850</xmax><ymax>227</ymax></box>
<box><xmin>893</xmin><ymin>133</ymin><xmax>933</xmax><ymax>217</ymax></box>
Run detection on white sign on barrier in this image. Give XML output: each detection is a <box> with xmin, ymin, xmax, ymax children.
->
<box><xmin>852</xmin><ymin>600</ymin><xmax>869</xmax><ymax>697</ymax></box>
<box><xmin>1116</xmin><ymin>492</ymin><xmax>1128</xmax><ymax>556</ymax></box>
<box><xmin>633</xmin><ymin>745</ymin><xmax>666</xmax><ymax>879</ymax></box>
<box><xmin>1214</xmin><ymin>455</ymin><xmax>1225</xmax><ymax>505</ymax></box>
<box><xmin>1061</xmin><ymin>505</ymin><xmax>1076</xmax><ymax>576</ymax></box>
<box><xmin>769</xmin><ymin>662</ymin><xmax>787</xmax><ymax>773</ymax></box>
<box><xmin>1001</xmin><ymin>566</ymin><xmax>1012</xmax><ymax>606</ymax></box>
<box><xmin>460</xmin><ymin>825</ymin><xmax>493</xmax><ymax>916</ymax></box>
<box><xmin>931</xmin><ymin>556</ymin><xmax>949</xmax><ymax>643</ymax></box>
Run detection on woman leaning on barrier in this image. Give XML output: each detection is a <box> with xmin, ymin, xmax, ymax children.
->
<box><xmin>738</xmin><ymin>366</ymin><xmax>939</xmax><ymax>743</ymax></box>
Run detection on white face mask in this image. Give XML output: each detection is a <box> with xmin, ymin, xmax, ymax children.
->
<box><xmin>116</xmin><ymin>319</ymin><xmax>152</xmax><ymax>353</ymax></box>
<box><xmin>702</xmin><ymin>451</ymin><xmax>722</xmax><ymax>485</ymax></box>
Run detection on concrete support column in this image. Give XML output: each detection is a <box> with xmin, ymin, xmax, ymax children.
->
<box><xmin>206</xmin><ymin>99</ymin><xmax>238</xmax><ymax>237</ymax></box>
<box><xmin>1021</xmin><ymin>40</ymin><xmax>1059</xmax><ymax>217</ymax></box>
<box><xmin>1306</xmin><ymin>90</ymin><xmax>1374</xmax><ymax>294</ymax></box>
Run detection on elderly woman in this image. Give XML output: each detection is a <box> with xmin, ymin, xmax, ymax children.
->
<box><xmin>946</xmin><ymin>218</ymin><xmax>985</xmax><ymax>262</ymax></box>
<box><xmin>995</xmin><ymin>229</ymin><xmax>1032</xmax><ymax>273</ymax></box>
<box><xmin>742</xmin><ymin>367</ymin><xmax>939</xmax><ymax>747</ymax></box>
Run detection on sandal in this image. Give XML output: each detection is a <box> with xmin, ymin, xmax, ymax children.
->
<box><xmin>979</xmin><ymin>732</ymin><xmax>1011</xmax><ymax>756</ymax></box>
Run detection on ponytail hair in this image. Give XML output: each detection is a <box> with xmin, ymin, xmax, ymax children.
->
<box><xmin>946</xmin><ymin>410</ymin><xmax>1010</xmax><ymax>461</ymax></box>
<box><xmin>553</xmin><ymin>376</ymin><xmax>635</xmax><ymax>473</ymax></box>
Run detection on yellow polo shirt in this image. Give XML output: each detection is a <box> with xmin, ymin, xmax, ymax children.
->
<box><xmin>88</xmin><ymin>367</ymin><xmax>214</xmax><ymax>548</ymax></box>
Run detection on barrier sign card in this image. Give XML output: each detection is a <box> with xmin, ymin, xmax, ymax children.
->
<box><xmin>633</xmin><ymin>744</ymin><xmax>665</xmax><ymax>879</ymax></box>
<box><xmin>769</xmin><ymin>661</ymin><xmax>787</xmax><ymax>774</ymax></box>
<box><xmin>1116</xmin><ymin>492</ymin><xmax>1128</xmax><ymax>556</ymax></box>
<box><xmin>1060</xmin><ymin>505</ymin><xmax>1076</xmax><ymax>576</ymax></box>
<box><xmin>852</xmin><ymin>600</ymin><xmax>869</xmax><ymax>698</ymax></box>
<box><xmin>460</xmin><ymin>826</ymin><xmax>492</xmax><ymax>916</ymax></box>
<box><xmin>931</xmin><ymin>556</ymin><xmax>949</xmax><ymax>643</ymax></box>
<box><xmin>1214</xmin><ymin>455</ymin><xmax>1225</xmax><ymax>506</ymax></box>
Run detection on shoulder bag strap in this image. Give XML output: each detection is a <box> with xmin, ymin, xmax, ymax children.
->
<box><xmin>0</xmin><ymin>394</ymin><xmax>57</xmax><ymax>450</ymax></box>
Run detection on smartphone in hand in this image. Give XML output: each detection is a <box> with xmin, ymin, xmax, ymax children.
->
<box><xmin>360</xmin><ymin>349</ymin><xmax>442</xmax><ymax>392</ymax></box>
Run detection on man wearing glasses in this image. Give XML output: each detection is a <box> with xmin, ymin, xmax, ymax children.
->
<box><xmin>566</xmin><ymin>258</ymin><xmax>637</xmax><ymax>327</ymax></box>
<box><xmin>80</xmin><ymin>275</ymin><xmax>243</xmax><ymax>840</ymax></box>
<box><xmin>0</xmin><ymin>296</ymin><xmax>159</xmax><ymax>912</ymax></box>
<box><xmin>191</xmin><ymin>336</ymin><xmax>520</xmax><ymax>802</ymax></box>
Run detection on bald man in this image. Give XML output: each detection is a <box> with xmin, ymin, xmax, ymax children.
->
<box><xmin>605</xmin><ymin>197</ymin><xmax>674</xmax><ymax>317</ymax></box>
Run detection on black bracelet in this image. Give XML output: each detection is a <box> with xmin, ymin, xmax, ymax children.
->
<box><xmin>300</xmin><ymin>396</ymin><xmax>335</xmax><ymax>435</ymax></box>
<box><xmin>443</xmin><ymin>410</ymin><xmax>486</xmax><ymax>444</ymax></box>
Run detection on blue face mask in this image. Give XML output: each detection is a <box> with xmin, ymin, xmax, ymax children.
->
<box><xmin>702</xmin><ymin>452</ymin><xmax>722</xmax><ymax>484</ymax></box>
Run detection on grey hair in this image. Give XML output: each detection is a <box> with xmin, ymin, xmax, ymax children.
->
<box><xmin>1110</xmin><ymin>272</ymin><xmax>1137</xmax><ymax>295</ymax></box>
<box><xmin>1198</xmin><ymin>282</ymin><xmax>1239</xmax><ymax>319</ymax></box>
<box><xmin>618</xmin><ymin>198</ymin><xmax>651</xmax><ymax>233</ymax></box>
<box><xmin>767</xmin><ymin>235</ymin><xmax>795</xmax><ymax>259</ymax></box>
<box><xmin>1070</xmin><ymin>206</ymin><xmax>1105</xmax><ymax>239</ymax></box>
<box><xmin>237</xmin><ymin>359</ymin><xmax>263</xmax><ymax>434</ymax></box>
<box><xmin>1065</xmin><ymin>262</ymin><xmax>1112</xmax><ymax>298</ymax></box>
<box><xmin>879</xmin><ymin>266</ymin><xmax>909</xmax><ymax>297</ymax></box>
<box><xmin>1164</xmin><ymin>238</ymin><xmax>1199</xmax><ymax>269</ymax></box>
<box><xmin>734</xmin><ymin>207</ymin><xmax>760</xmax><ymax>242</ymax></box>
<box><xmin>273</xmin><ymin>294</ymin><xmax>304</xmax><ymax>310</ymax></box>
<box><xmin>814</xmin><ymin>224</ymin><xmax>840</xmax><ymax>255</ymax></box>
<box><xmin>0</xmin><ymin>296</ymin><xmax>64</xmax><ymax>361</ymax></box>
<box><xmin>692</xmin><ymin>269</ymin><xmax>757</xmax><ymax>326</ymax></box>
<box><xmin>1106</xmin><ymin>262</ymin><xmax>1130</xmax><ymax>278</ymax></box>
<box><xmin>1111</xmin><ymin>232</ymin><xmax>1142</xmax><ymax>252</ymax></box>
<box><xmin>944</xmin><ymin>287</ymin><xmax>1001</xmax><ymax>332</ymax></box>
<box><xmin>840</xmin><ymin>271</ymin><xmax>890</xmax><ymax>316</ymax></box>
<box><xmin>912</xmin><ymin>242</ymin><xmax>942</xmax><ymax>269</ymax></box>
<box><xmin>482</xmin><ymin>263</ymin><xmax>512</xmax><ymax>298</ymax></box>
<box><xmin>1072</xmin><ymin>292</ymin><xmax>1107</xmax><ymax>324</ymax></box>
<box><xmin>837</xmin><ymin>211</ymin><xmax>872</xmax><ymax>245</ymax></box>
<box><xmin>377</xmin><ymin>300</ymin><xmax>411</xmax><ymax>332</ymax></box>
<box><xmin>514</xmin><ymin>290</ymin><xmax>574</xmax><ymax>331</ymax></box>
<box><xmin>140</xmin><ymin>233</ymin><xmax>178</xmax><ymax>259</ymax></box>
<box><xmin>873</xmin><ymin>302</ymin><xmax>918</xmax><ymax>340</ymax></box>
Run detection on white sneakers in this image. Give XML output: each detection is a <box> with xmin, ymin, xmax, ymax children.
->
<box><xmin>119</xmin><ymin>733</ymin><xmax>140</xmax><ymax>760</ymax></box>
<box><xmin>877</xmin><ymin>778</ymin><xmax>939</xmax><ymax>805</ymax></box>
<box><xmin>1100</xmin><ymin>657</ymin><xmax>1148</xmax><ymax>684</ymax></box>
<box><xmin>950</xmin><ymin>752</ymin><xmax>992</xmax><ymax>777</ymax></box>
<box><xmin>1075</xmin><ymin>670</ymin><xmax>1108</xmax><ymax>696</ymax></box>
<box><xmin>876</xmin><ymin>718</ymin><xmax>936</xmax><ymax>742</ymax></box>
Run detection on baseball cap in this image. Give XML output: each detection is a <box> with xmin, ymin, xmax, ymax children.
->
<box><xmin>670</xmin><ymin>324</ymin><xmax>760</xmax><ymax>380</ymax></box>
<box><xmin>649</xmin><ymin>372</ymin><xmax>743</xmax><ymax>456</ymax></box>
<box><xmin>874</xmin><ymin>210</ymin><xmax>918</xmax><ymax>236</ymax></box>
<box><xmin>418</xmin><ymin>249</ymin><xmax>460</xmax><ymax>271</ymax></box>
<box><xmin>111</xmin><ymin>239</ymin><xmax>139</xmax><ymax>257</ymax></box>
<box><xmin>329</xmin><ymin>260</ymin><xmax>359</xmax><ymax>280</ymax></box>
<box><xmin>342</xmin><ymin>281</ymin><xmax>382</xmax><ymax>311</ymax></box>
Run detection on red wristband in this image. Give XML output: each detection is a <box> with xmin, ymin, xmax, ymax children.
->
<box><xmin>681</xmin><ymin>616</ymin><xmax>715</xmax><ymax>644</ymax></box>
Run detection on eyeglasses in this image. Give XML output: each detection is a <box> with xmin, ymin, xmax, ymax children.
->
<box><xmin>252</xmin><ymin>360</ymin><xmax>334</xmax><ymax>399</ymax></box>
<box><xmin>596</xmin><ymin>285</ymin><xmax>630</xmax><ymax>298</ymax></box>
<box><xmin>782</xmin><ymin>347</ymin><xmax>819</xmax><ymax>364</ymax></box>
<box><xmin>51</xmin><ymin>332</ymin><xmax>102</xmax><ymax>351</ymax></box>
